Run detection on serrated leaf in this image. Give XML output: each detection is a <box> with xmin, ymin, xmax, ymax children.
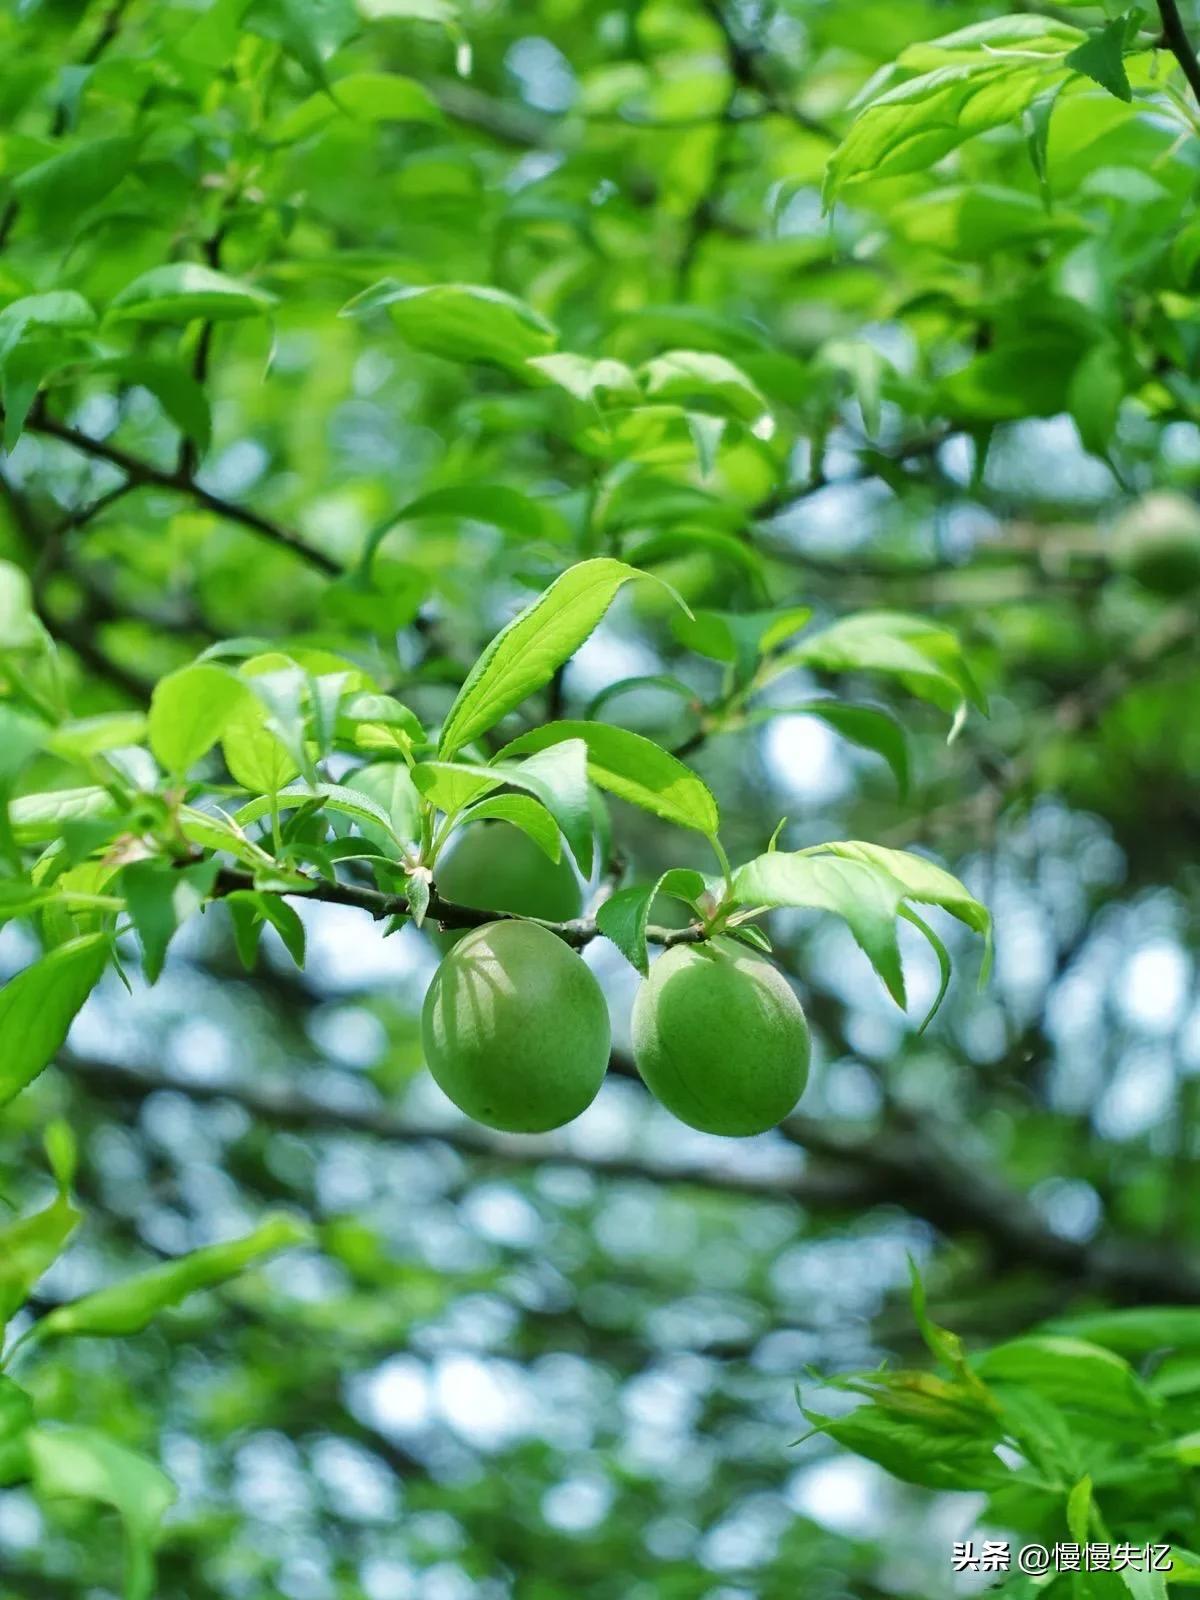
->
<box><xmin>1065</xmin><ymin>14</ymin><xmax>1133</xmax><ymax>102</ymax></box>
<box><xmin>499</xmin><ymin>720</ymin><xmax>719</xmax><ymax>836</ymax></box>
<box><xmin>595</xmin><ymin>869</ymin><xmax>706</xmax><ymax>974</ymax></box>
<box><xmin>0</xmin><ymin>935</ymin><xmax>108</xmax><ymax>1107</ymax></box>
<box><xmin>455</xmin><ymin>793</ymin><xmax>562</xmax><ymax>862</ymax></box>
<box><xmin>108</xmin><ymin>263</ymin><xmax>277</xmax><ymax>324</ymax></box>
<box><xmin>121</xmin><ymin>859</ymin><xmax>219</xmax><ymax>984</ymax></box>
<box><xmin>439</xmin><ymin>559</ymin><xmax>669</xmax><ymax>757</ymax></box>
<box><xmin>233</xmin><ymin>780</ymin><xmax>399</xmax><ymax>839</ymax></box>
<box><xmin>419</xmin><ymin>740</ymin><xmax>594</xmax><ymax>875</ymax></box>
<box><xmin>777</xmin><ymin>611</ymin><xmax>986</xmax><ymax>717</ymax></box>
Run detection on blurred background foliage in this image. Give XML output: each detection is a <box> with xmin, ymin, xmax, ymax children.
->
<box><xmin>3</xmin><ymin>0</ymin><xmax>1200</xmax><ymax>1594</ymax></box>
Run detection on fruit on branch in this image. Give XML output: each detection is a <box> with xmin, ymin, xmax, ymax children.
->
<box><xmin>431</xmin><ymin>823</ymin><xmax>582</xmax><ymax>950</ymax></box>
<box><xmin>422</xmin><ymin>920</ymin><xmax>611</xmax><ymax>1133</ymax></box>
<box><xmin>631</xmin><ymin>940</ymin><xmax>810</xmax><ymax>1136</ymax></box>
<box><xmin>1112</xmin><ymin>492</ymin><xmax>1200</xmax><ymax>594</ymax></box>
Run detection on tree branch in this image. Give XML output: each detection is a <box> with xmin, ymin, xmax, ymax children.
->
<box><xmin>66</xmin><ymin>1051</ymin><xmax>1200</xmax><ymax>1307</ymax></box>
<box><xmin>210</xmin><ymin>864</ymin><xmax>708</xmax><ymax>950</ymax></box>
<box><xmin>21</xmin><ymin>406</ymin><xmax>340</xmax><ymax>576</ymax></box>
<box><xmin>66</xmin><ymin>1053</ymin><xmax>873</xmax><ymax>1207</ymax></box>
<box><xmin>1157</xmin><ymin>0</ymin><xmax>1200</xmax><ymax>107</ymax></box>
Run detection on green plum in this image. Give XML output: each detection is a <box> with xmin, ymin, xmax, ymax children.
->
<box><xmin>422</xmin><ymin>920</ymin><xmax>610</xmax><ymax>1133</ymax></box>
<box><xmin>632</xmin><ymin>940</ymin><xmax>810</xmax><ymax>1136</ymax></box>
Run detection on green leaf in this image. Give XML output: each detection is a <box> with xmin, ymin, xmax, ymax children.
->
<box><xmin>95</xmin><ymin>356</ymin><xmax>213</xmax><ymax>451</ymax></box>
<box><xmin>733</xmin><ymin>850</ymin><xmax>910</xmax><ymax>1004</ymax></box>
<box><xmin>271</xmin><ymin>70</ymin><xmax>441</xmax><ymax>140</ymax></box>
<box><xmin>975</xmin><ymin>1337</ymin><xmax>1151</xmax><ymax>1420</ymax></box>
<box><xmin>248</xmin><ymin>0</ymin><xmax>360</xmax><ymax>86</ymax></box>
<box><xmin>28</xmin><ymin>1425</ymin><xmax>177</xmax><ymax>1600</ymax></box>
<box><xmin>1069</xmin><ymin>341</ymin><xmax>1125</xmax><ymax>457</ymax></box>
<box><xmin>0</xmin><ymin>291</ymin><xmax>96</xmax><ymax>367</ymax></box>
<box><xmin>419</xmin><ymin>740</ymin><xmax>594</xmax><ymax>875</ymax></box>
<box><xmin>595</xmin><ymin>869</ymin><xmax>706</xmax><ymax>975</ymax></box>
<box><xmin>454</xmin><ymin>793</ymin><xmax>562</xmax><ymax>863</ymax></box>
<box><xmin>803</xmin><ymin>1402</ymin><xmax>1004</xmax><ymax>1491</ymax></box>
<box><xmin>233</xmin><ymin>780</ymin><xmax>399</xmax><ymax>839</ymax></box>
<box><xmin>369</xmin><ymin>483</ymin><xmax>554</xmax><ymax>560</ymax></box>
<box><xmin>0</xmin><ymin>559</ymin><xmax>49</xmax><ymax>651</ymax></box>
<box><xmin>529</xmin><ymin>352</ymin><xmax>640</xmax><ymax>404</ymax></box>
<box><xmin>9</xmin><ymin>787</ymin><xmax>117</xmax><ymax>845</ymax></box>
<box><xmin>824</xmin><ymin>21</ymin><xmax>1080</xmax><ymax>202</ymax></box>
<box><xmin>342</xmin><ymin>280</ymin><xmax>557</xmax><ymax>372</ymax></box>
<box><xmin>499</xmin><ymin>720</ymin><xmax>720</xmax><ymax>836</ymax></box>
<box><xmin>0</xmin><ymin>704</ymin><xmax>47</xmax><ymax>781</ymax></box>
<box><xmin>0</xmin><ymin>1191</ymin><xmax>81</xmax><ymax>1327</ymax></box>
<box><xmin>36</xmin><ymin>1214</ymin><xmax>312</xmax><ymax>1341</ymax></box>
<box><xmin>1067</xmin><ymin>1475</ymin><xmax>1092</xmax><ymax>1544</ymax></box>
<box><xmin>732</xmin><ymin>841</ymin><xmax>988</xmax><ymax>1010</ymax></box>
<box><xmin>48</xmin><ymin>712</ymin><xmax>148</xmax><ymax>761</ymax></box>
<box><xmin>343</xmin><ymin>761</ymin><xmax>421</xmax><ymax>849</ymax></box>
<box><xmin>0</xmin><ymin>935</ymin><xmax>109</xmax><ymax>1107</ymax></box>
<box><xmin>1065</xmin><ymin>14</ymin><xmax>1134</xmax><ymax>102</ymax></box>
<box><xmin>438</xmin><ymin>559</ymin><xmax>668</xmax><ymax>757</ymax></box>
<box><xmin>108</xmin><ymin>263</ymin><xmax>277</xmax><ymax>325</ymax></box>
<box><xmin>777</xmin><ymin>611</ymin><xmax>986</xmax><ymax>717</ymax></box>
<box><xmin>640</xmin><ymin>350</ymin><xmax>769</xmax><ymax>424</ymax></box>
<box><xmin>14</xmin><ymin>136</ymin><xmax>135</xmax><ymax>221</ymax></box>
<box><xmin>0</xmin><ymin>1376</ymin><xmax>33</xmax><ymax>1486</ymax></box>
<box><xmin>121</xmin><ymin>859</ymin><xmax>220</xmax><ymax>984</ymax></box>
<box><xmin>672</xmin><ymin>606</ymin><xmax>813</xmax><ymax>679</ymax></box>
<box><xmin>1044</xmin><ymin>1307</ymin><xmax>1200</xmax><ymax>1354</ymax></box>
<box><xmin>148</xmin><ymin>663</ymin><xmax>249</xmax><ymax>777</ymax></box>
<box><xmin>222</xmin><ymin>696</ymin><xmax>301</xmax><ymax>794</ymax></box>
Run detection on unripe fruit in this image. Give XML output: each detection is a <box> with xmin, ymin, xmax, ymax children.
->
<box><xmin>632</xmin><ymin>941</ymin><xmax>810</xmax><ymax>1136</ymax></box>
<box><xmin>1112</xmin><ymin>492</ymin><xmax>1200</xmax><ymax>595</ymax></box>
<box><xmin>435</xmin><ymin>823</ymin><xmax>582</xmax><ymax>924</ymax></box>
<box><xmin>422</xmin><ymin>920</ymin><xmax>610</xmax><ymax>1133</ymax></box>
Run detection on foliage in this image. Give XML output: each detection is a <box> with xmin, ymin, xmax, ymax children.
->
<box><xmin>2</xmin><ymin>0</ymin><xmax>1200</xmax><ymax>1593</ymax></box>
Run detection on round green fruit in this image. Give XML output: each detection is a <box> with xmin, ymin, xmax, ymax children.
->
<box><xmin>435</xmin><ymin>822</ymin><xmax>581</xmax><ymax>918</ymax></box>
<box><xmin>422</xmin><ymin>919</ymin><xmax>611</xmax><ymax>1133</ymax></box>
<box><xmin>1112</xmin><ymin>492</ymin><xmax>1200</xmax><ymax>595</ymax></box>
<box><xmin>632</xmin><ymin>941</ymin><xmax>810</xmax><ymax>1137</ymax></box>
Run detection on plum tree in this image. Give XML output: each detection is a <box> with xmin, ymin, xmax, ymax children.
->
<box><xmin>631</xmin><ymin>941</ymin><xmax>811</xmax><ymax>1137</ymax></box>
<box><xmin>422</xmin><ymin>920</ymin><xmax>611</xmax><ymax>1133</ymax></box>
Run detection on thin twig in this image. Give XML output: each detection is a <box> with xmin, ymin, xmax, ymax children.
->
<box><xmin>21</xmin><ymin>405</ymin><xmax>340</xmax><ymax>575</ymax></box>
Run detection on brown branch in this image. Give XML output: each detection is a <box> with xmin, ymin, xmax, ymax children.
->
<box><xmin>21</xmin><ymin>405</ymin><xmax>340</xmax><ymax>576</ymax></box>
<box><xmin>1157</xmin><ymin>0</ymin><xmax>1200</xmax><ymax>107</ymax></box>
<box><xmin>209</xmin><ymin>864</ymin><xmax>707</xmax><ymax>950</ymax></box>
<box><xmin>66</xmin><ymin>1053</ymin><xmax>873</xmax><ymax>1207</ymax></box>
<box><xmin>66</xmin><ymin>1051</ymin><xmax>1200</xmax><ymax>1307</ymax></box>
